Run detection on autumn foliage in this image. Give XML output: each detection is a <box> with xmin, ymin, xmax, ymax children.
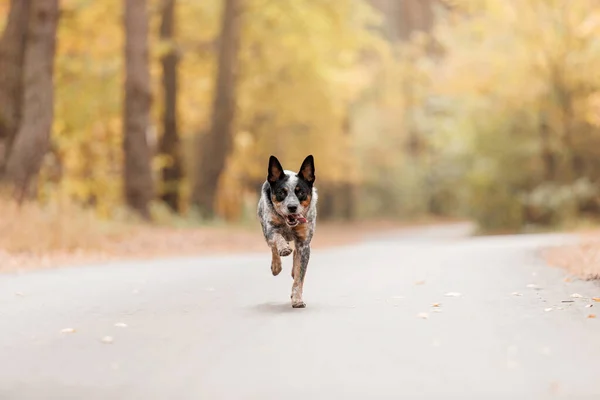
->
<box><xmin>1</xmin><ymin>0</ymin><xmax>600</xmax><ymax>235</ymax></box>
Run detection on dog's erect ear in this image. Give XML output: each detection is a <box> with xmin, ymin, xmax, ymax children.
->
<box><xmin>268</xmin><ymin>155</ymin><xmax>285</xmax><ymax>183</ymax></box>
<box><xmin>298</xmin><ymin>155</ymin><xmax>315</xmax><ymax>183</ymax></box>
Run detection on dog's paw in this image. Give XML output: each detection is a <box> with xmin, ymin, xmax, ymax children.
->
<box><xmin>271</xmin><ymin>261</ymin><xmax>282</xmax><ymax>276</ymax></box>
<box><xmin>279</xmin><ymin>247</ymin><xmax>293</xmax><ymax>257</ymax></box>
<box><xmin>291</xmin><ymin>301</ymin><xmax>306</xmax><ymax>308</ymax></box>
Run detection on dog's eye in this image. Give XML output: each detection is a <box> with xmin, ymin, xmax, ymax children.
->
<box><xmin>275</xmin><ymin>188</ymin><xmax>287</xmax><ymax>199</ymax></box>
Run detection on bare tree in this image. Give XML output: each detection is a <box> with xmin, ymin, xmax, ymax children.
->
<box><xmin>191</xmin><ymin>0</ymin><xmax>242</xmax><ymax>218</ymax></box>
<box><xmin>4</xmin><ymin>0</ymin><xmax>59</xmax><ymax>201</ymax></box>
<box><xmin>123</xmin><ymin>0</ymin><xmax>154</xmax><ymax>219</ymax></box>
<box><xmin>159</xmin><ymin>0</ymin><xmax>183</xmax><ymax>212</ymax></box>
<box><xmin>0</xmin><ymin>0</ymin><xmax>31</xmax><ymax>176</ymax></box>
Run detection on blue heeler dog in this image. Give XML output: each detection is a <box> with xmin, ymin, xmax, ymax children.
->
<box><xmin>257</xmin><ymin>155</ymin><xmax>317</xmax><ymax>308</ymax></box>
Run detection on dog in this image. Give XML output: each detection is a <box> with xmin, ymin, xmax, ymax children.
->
<box><xmin>257</xmin><ymin>155</ymin><xmax>317</xmax><ymax>308</ymax></box>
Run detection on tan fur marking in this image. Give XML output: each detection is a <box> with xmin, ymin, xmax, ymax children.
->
<box><xmin>269</xmin><ymin>208</ymin><xmax>284</xmax><ymax>225</ymax></box>
<box><xmin>300</xmin><ymin>193</ymin><xmax>312</xmax><ymax>209</ymax></box>
<box><xmin>292</xmin><ymin>223</ymin><xmax>309</xmax><ymax>242</ymax></box>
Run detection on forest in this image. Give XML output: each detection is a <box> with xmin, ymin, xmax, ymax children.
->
<box><xmin>2</xmin><ymin>0</ymin><xmax>600</xmax><ymax>258</ymax></box>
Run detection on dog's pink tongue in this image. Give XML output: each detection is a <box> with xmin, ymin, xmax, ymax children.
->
<box><xmin>296</xmin><ymin>216</ymin><xmax>307</xmax><ymax>224</ymax></box>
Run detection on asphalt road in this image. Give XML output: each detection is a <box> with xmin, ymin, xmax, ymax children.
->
<box><xmin>1</xmin><ymin>224</ymin><xmax>600</xmax><ymax>399</ymax></box>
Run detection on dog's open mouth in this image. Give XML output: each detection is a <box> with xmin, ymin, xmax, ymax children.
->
<box><xmin>285</xmin><ymin>214</ymin><xmax>307</xmax><ymax>227</ymax></box>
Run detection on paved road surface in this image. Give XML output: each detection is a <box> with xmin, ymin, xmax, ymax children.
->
<box><xmin>1</xmin><ymin>224</ymin><xmax>600</xmax><ymax>399</ymax></box>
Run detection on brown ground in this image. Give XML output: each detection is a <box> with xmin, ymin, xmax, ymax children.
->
<box><xmin>0</xmin><ymin>219</ymin><xmax>452</xmax><ymax>274</ymax></box>
<box><xmin>543</xmin><ymin>229</ymin><xmax>600</xmax><ymax>281</ymax></box>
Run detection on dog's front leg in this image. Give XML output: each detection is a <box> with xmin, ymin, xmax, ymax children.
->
<box><xmin>291</xmin><ymin>243</ymin><xmax>310</xmax><ymax>308</ymax></box>
<box><xmin>268</xmin><ymin>232</ymin><xmax>291</xmax><ymax>276</ymax></box>
<box><xmin>268</xmin><ymin>232</ymin><xmax>292</xmax><ymax>257</ymax></box>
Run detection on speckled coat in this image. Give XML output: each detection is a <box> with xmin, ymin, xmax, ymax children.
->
<box><xmin>257</xmin><ymin>155</ymin><xmax>318</xmax><ymax>308</ymax></box>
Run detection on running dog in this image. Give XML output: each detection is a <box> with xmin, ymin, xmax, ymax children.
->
<box><xmin>257</xmin><ymin>155</ymin><xmax>317</xmax><ymax>308</ymax></box>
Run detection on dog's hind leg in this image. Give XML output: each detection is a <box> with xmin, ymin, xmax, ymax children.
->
<box><xmin>291</xmin><ymin>243</ymin><xmax>310</xmax><ymax>308</ymax></box>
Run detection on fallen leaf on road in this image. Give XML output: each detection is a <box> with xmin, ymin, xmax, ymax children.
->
<box><xmin>587</xmin><ymin>314</ymin><xmax>596</xmax><ymax>319</ymax></box>
<box><xmin>592</xmin><ymin>297</ymin><xmax>600</xmax><ymax>302</ymax></box>
<box><xmin>414</xmin><ymin>280</ymin><xmax>426</xmax><ymax>285</ymax></box>
<box><xmin>101</xmin><ymin>336</ymin><xmax>114</xmax><ymax>344</ymax></box>
<box><xmin>432</xmin><ymin>303</ymin><xmax>441</xmax><ymax>307</ymax></box>
<box><xmin>61</xmin><ymin>328</ymin><xmax>76</xmax><ymax>334</ymax></box>
<box><xmin>571</xmin><ymin>293</ymin><xmax>583</xmax><ymax>298</ymax></box>
<box><xmin>114</xmin><ymin>323</ymin><xmax>128</xmax><ymax>328</ymax></box>
<box><xmin>417</xmin><ymin>312</ymin><xmax>429</xmax><ymax>319</ymax></box>
<box><xmin>445</xmin><ymin>292</ymin><xmax>461</xmax><ymax>297</ymax></box>
<box><xmin>563</xmin><ymin>277</ymin><xmax>572</xmax><ymax>282</ymax></box>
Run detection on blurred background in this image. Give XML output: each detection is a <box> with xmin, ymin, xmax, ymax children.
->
<box><xmin>2</xmin><ymin>0</ymin><xmax>600</xmax><ymax>261</ymax></box>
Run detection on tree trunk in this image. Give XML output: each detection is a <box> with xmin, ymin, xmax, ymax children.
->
<box><xmin>0</xmin><ymin>0</ymin><xmax>31</xmax><ymax>175</ymax></box>
<box><xmin>4</xmin><ymin>0</ymin><xmax>59</xmax><ymax>201</ymax></box>
<box><xmin>191</xmin><ymin>0</ymin><xmax>242</xmax><ymax>218</ymax></box>
<box><xmin>123</xmin><ymin>0</ymin><xmax>154</xmax><ymax>219</ymax></box>
<box><xmin>539</xmin><ymin>112</ymin><xmax>556</xmax><ymax>181</ymax></box>
<box><xmin>158</xmin><ymin>0</ymin><xmax>182</xmax><ymax>213</ymax></box>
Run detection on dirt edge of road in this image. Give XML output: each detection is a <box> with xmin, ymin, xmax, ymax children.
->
<box><xmin>0</xmin><ymin>219</ymin><xmax>461</xmax><ymax>274</ymax></box>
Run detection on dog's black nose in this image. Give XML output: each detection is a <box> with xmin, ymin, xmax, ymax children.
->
<box><xmin>287</xmin><ymin>205</ymin><xmax>298</xmax><ymax>213</ymax></box>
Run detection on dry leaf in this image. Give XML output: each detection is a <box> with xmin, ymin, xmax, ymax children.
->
<box><xmin>571</xmin><ymin>293</ymin><xmax>583</xmax><ymax>298</ymax></box>
<box><xmin>61</xmin><ymin>328</ymin><xmax>76</xmax><ymax>334</ymax></box>
<box><xmin>526</xmin><ymin>284</ymin><xmax>539</xmax><ymax>289</ymax></box>
<box><xmin>417</xmin><ymin>312</ymin><xmax>429</xmax><ymax>319</ymax></box>
<box><xmin>587</xmin><ymin>314</ymin><xmax>596</xmax><ymax>319</ymax></box>
<box><xmin>414</xmin><ymin>280</ymin><xmax>426</xmax><ymax>286</ymax></box>
<box><xmin>445</xmin><ymin>292</ymin><xmax>461</xmax><ymax>297</ymax></box>
<box><xmin>592</xmin><ymin>297</ymin><xmax>600</xmax><ymax>302</ymax></box>
<box><xmin>101</xmin><ymin>336</ymin><xmax>114</xmax><ymax>344</ymax></box>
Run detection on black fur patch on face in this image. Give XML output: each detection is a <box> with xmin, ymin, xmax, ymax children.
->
<box><xmin>271</xmin><ymin>180</ymin><xmax>289</xmax><ymax>202</ymax></box>
<box><xmin>294</xmin><ymin>180</ymin><xmax>311</xmax><ymax>202</ymax></box>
